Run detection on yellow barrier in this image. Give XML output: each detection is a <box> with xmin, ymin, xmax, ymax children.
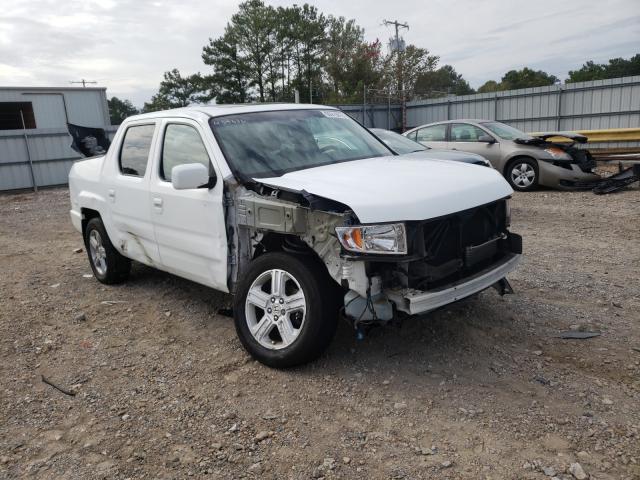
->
<box><xmin>529</xmin><ymin>128</ymin><xmax>640</xmax><ymax>143</ymax></box>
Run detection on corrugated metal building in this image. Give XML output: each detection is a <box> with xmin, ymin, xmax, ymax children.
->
<box><xmin>0</xmin><ymin>86</ymin><xmax>116</xmax><ymax>191</ymax></box>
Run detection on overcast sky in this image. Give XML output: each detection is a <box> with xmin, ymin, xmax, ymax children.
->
<box><xmin>1</xmin><ymin>0</ymin><xmax>638</xmax><ymax>107</ymax></box>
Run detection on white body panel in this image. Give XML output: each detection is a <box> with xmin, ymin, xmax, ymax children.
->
<box><xmin>256</xmin><ymin>155</ymin><xmax>513</xmax><ymax>223</ymax></box>
<box><xmin>69</xmin><ymin>111</ymin><xmax>230</xmax><ymax>292</ymax></box>
<box><xmin>148</xmin><ymin>118</ymin><xmax>228</xmax><ymax>291</ymax></box>
<box><xmin>69</xmin><ymin>104</ymin><xmax>516</xmax><ymax>300</ymax></box>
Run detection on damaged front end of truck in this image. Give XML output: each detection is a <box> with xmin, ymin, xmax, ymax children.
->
<box><xmin>224</xmin><ymin>179</ymin><xmax>522</xmax><ymax>333</ymax></box>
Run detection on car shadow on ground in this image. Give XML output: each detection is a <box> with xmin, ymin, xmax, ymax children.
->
<box><xmin>124</xmin><ymin>261</ymin><xmax>522</xmax><ymax>383</ymax></box>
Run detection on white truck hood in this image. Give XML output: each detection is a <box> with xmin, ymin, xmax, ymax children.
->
<box><xmin>255</xmin><ymin>155</ymin><xmax>513</xmax><ymax>223</ymax></box>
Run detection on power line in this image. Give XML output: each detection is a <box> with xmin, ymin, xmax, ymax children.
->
<box><xmin>69</xmin><ymin>79</ymin><xmax>98</xmax><ymax>88</ymax></box>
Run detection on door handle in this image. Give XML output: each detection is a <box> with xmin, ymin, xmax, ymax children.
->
<box><xmin>108</xmin><ymin>189</ymin><xmax>115</xmax><ymax>202</ymax></box>
<box><xmin>153</xmin><ymin>197</ymin><xmax>163</xmax><ymax>207</ymax></box>
<box><xmin>451</xmin><ymin>148</ymin><xmax>457</xmax><ymax>150</ymax></box>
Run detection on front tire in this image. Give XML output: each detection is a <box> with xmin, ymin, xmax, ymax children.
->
<box><xmin>233</xmin><ymin>252</ymin><xmax>339</xmax><ymax>368</ymax></box>
<box><xmin>506</xmin><ymin>158</ymin><xmax>538</xmax><ymax>191</ymax></box>
<box><xmin>84</xmin><ymin>217</ymin><xmax>131</xmax><ymax>284</ymax></box>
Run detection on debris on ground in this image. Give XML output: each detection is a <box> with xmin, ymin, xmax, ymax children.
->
<box><xmin>557</xmin><ymin>331</ymin><xmax>601</xmax><ymax>339</ymax></box>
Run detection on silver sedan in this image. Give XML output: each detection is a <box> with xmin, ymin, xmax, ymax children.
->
<box><xmin>403</xmin><ymin>120</ymin><xmax>600</xmax><ymax>191</ymax></box>
<box><xmin>369</xmin><ymin>128</ymin><xmax>492</xmax><ymax>167</ymax></box>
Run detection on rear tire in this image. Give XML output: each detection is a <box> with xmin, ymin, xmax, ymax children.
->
<box><xmin>506</xmin><ymin>158</ymin><xmax>538</xmax><ymax>191</ymax></box>
<box><xmin>84</xmin><ymin>217</ymin><xmax>131</xmax><ymax>284</ymax></box>
<box><xmin>233</xmin><ymin>252</ymin><xmax>339</xmax><ymax>368</ymax></box>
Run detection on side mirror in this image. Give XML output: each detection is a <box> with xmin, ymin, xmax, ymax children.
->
<box><xmin>478</xmin><ymin>134</ymin><xmax>496</xmax><ymax>144</ymax></box>
<box><xmin>171</xmin><ymin>163</ymin><xmax>211</xmax><ymax>190</ymax></box>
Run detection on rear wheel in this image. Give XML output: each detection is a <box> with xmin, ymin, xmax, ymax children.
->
<box><xmin>84</xmin><ymin>217</ymin><xmax>131</xmax><ymax>284</ymax></box>
<box><xmin>506</xmin><ymin>158</ymin><xmax>538</xmax><ymax>191</ymax></box>
<box><xmin>233</xmin><ymin>252</ymin><xmax>338</xmax><ymax>368</ymax></box>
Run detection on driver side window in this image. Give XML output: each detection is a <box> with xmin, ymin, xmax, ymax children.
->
<box><xmin>161</xmin><ymin>124</ymin><xmax>211</xmax><ymax>182</ymax></box>
<box><xmin>450</xmin><ymin>123</ymin><xmax>487</xmax><ymax>142</ymax></box>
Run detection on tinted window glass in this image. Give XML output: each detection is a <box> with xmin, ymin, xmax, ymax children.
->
<box><xmin>161</xmin><ymin>124</ymin><xmax>211</xmax><ymax>181</ymax></box>
<box><xmin>416</xmin><ymin>125</ymin><xmax>446</xmax><ymax>142</ymax></box>
<box><xmin>450</xmin><ymin>123</ymin><xmax>487</xmax><ymax>142</ymax></box>
<box><xmin>210</xmin><ymin>109</ymin><xmax>391</xmax><ymax>178</ymax></box>
<box><xmin>480</xmin><ymin>121</ymin><xmax>530</xmax><ymax>140</ymax></box>
<box><xmin>119</xmin><ymin>124</ymin><xmax>155</xmax><ymax>176</ymax></box>
<box><xmin>406</xmin><ymin>130</ymin><xmax>418</xmax><ymax>141</ymax></box>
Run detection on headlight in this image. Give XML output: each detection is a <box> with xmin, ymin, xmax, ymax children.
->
<box><xmin>544</xmin><ymin>147</ymin><xmax>568</xmax><ymax>159</ymax></box>
<box><xmin>335</xmin><ymin>223</ymin><xmax>407</xmax><ymax>255</ymax></box>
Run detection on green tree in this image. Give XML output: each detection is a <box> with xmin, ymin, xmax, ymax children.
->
<box><xmin>500</xmin><ymin>67</ymin><xmax>558</xmax><ymax>90</ymax></box>
<box><xmin>567</xmin><ymin>54</ymin><xmax>640</xmax><ymax>82</ymax></box>
<box><xmin>288</xmin><ymin>4</ymin><xmax>328</xmax><ymax>102</ymax></box>
<box><xmin>202</xmin><ymin>30</ymin><xmax>250</xmax><ymax>103</ymax></box>
<box><xmin>414</xmin><ymin>65</ymin><xmax>474</xmax><ymax>96</ymax></box>
<box><xmin>107</xmin><ymin>96</ymin><xmax>138</xmax><ymax>124</ymax></box>
<box><xmin>324</xmin><ymin>17</ymin><xmax>382</xmax><ymax>102</ymax></box>
<box><xmin>381</xmin><ymin>44</ymin><xmax>439</xmax><ymax>97</ymax></box>
<box><xmin>477</xmin><ymin>67</ymin><xmax>558</xmax><ymax>93</ymax></box>
<box><xmin>143</xmin><ymin>69</ymin><xmax>213</xmax><ymax>112</ymax></box>
<box><xmin>229</xmin><ymin>0</ymin><xmax>277</xmax><ymax>102</ymax></box>
<box><xmin>477</xmin><ymin>80</ymin><xmax>501</xmax><ymax>93</ymax></box>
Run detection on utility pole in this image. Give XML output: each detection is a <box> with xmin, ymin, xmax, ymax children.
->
<box><xmin>363</xmin><ymin>84</ymin><xmax>366</xmax><ymax>127</ymax></box>
<box><xmin>69</xmin><ymin>79</ymin><xmax>97</xmax><ymax>88</ymax></box>
<box><xmin>383</xmin><ymin>19</ymin><xmax>409</xmax><ymax>131</ymax></box>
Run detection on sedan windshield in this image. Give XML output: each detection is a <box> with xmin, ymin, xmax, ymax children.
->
<box><xmin>370</xmin><ymin>128</ymin><xmax>428</xmax><ymax>154</ymax></box>
<box><xmin>209</xmin><ymin>109</ymin><xmax>392</xmax><ymax>178</ymax></box>
<box><xmin>480</xmin><ymin>121</ymin><xmax>533</xmax><ymax>141</ymax></box>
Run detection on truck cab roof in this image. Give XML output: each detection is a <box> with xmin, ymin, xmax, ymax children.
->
<box><xmin>125</xmin><ymin>103</ymin><xmax>337</xmax><ymax>123</ymax></box>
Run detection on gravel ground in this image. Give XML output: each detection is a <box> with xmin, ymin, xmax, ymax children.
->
<box><xmin>1</xmin><ymin>187</ymin><xmax>639</xmax><ymax>480</ymax></box>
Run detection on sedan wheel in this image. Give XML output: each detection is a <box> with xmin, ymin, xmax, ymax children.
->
<box><xmin>507</xmin><ymin>159</ymin><xmax>538</xmax><ymax>191</ymax></box>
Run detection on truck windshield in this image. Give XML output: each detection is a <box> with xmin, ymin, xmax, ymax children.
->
<box><xmin>209</xmin><ymin>109</ymin><xmax>391</xmax><ymax>178</ymax></box>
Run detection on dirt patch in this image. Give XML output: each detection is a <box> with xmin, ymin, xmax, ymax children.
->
<box><xmin>1</xmin><ymin>187</ymin><xmax>639</xmax><ymax>479</ymax></box>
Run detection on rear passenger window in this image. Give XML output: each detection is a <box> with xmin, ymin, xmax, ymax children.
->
<box><xmin>161</xmin><ymin>124</ymin><xmax>211</xmax><ymax>182</ymax></box>
<box><xmin>416</xmin><ymin>125</ymin><xmax>447</xmax><ymax>142</ymax></box>
<box><xmin>119</xmin><ymin>124</ymin><xmax>155</xmax><ymax>176</ymax></box>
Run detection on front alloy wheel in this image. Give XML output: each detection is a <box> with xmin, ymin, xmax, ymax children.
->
<box><xmin>233</xmin><ymin>252</ymin><xmax>338</xmax><ymax>368</ymax></box>
<box><xmin>245</xmin><ymin>269</ymin><xmax>307</xmax><ymax>350</ymax></box>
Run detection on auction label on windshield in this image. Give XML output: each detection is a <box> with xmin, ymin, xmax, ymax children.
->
<box><xmin>211</xmin><ymin>118</ymin><xmax>248</xmax><ymax>126</ymax></box>
<box><xmin>321</xmin><ymin>110</ymin><xmax>349</xmax><ymax>119</ymax></box>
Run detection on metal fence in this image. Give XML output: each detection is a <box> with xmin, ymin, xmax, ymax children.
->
<box><xmin>0</xmin><ymin>126</ymin><xmax>118</xmax><ymax>192</ymax></box>
<box><xmin>2</xmin><ymin>75</ymin><xmax>639</xmax><ymax>192</ymax></box>
<box><xmin>336</xmin><ymin>75</ymin><xmax>640</xmax><ymax>150</ymax></box>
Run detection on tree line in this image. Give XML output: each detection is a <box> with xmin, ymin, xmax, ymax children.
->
<box><xmin>106</xmin><ymin>0</ymin><xmax>640</xmax><ymax>123</ymax></box>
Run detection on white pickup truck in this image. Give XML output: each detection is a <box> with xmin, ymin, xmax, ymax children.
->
<box><xmin>69</xmin><ymin>104</ymin><xmax>522</xmax><ymax>367</ymax></box>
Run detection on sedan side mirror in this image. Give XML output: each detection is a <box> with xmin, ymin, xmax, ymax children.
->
<box><xmin>478</xmin><ymin>134</ymin><xmax>496</xmax><ymax>144</ymax></box>
<box><xmin>171</xmin><ymin>163</ymin><xmax>211</xmax><ymax>190</ymax></box>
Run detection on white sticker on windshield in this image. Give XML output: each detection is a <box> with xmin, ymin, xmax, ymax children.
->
<box><xmin>321</xmin><ymin>110</ymin><xmax>349</xmax><ymax>119</ymax></box>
